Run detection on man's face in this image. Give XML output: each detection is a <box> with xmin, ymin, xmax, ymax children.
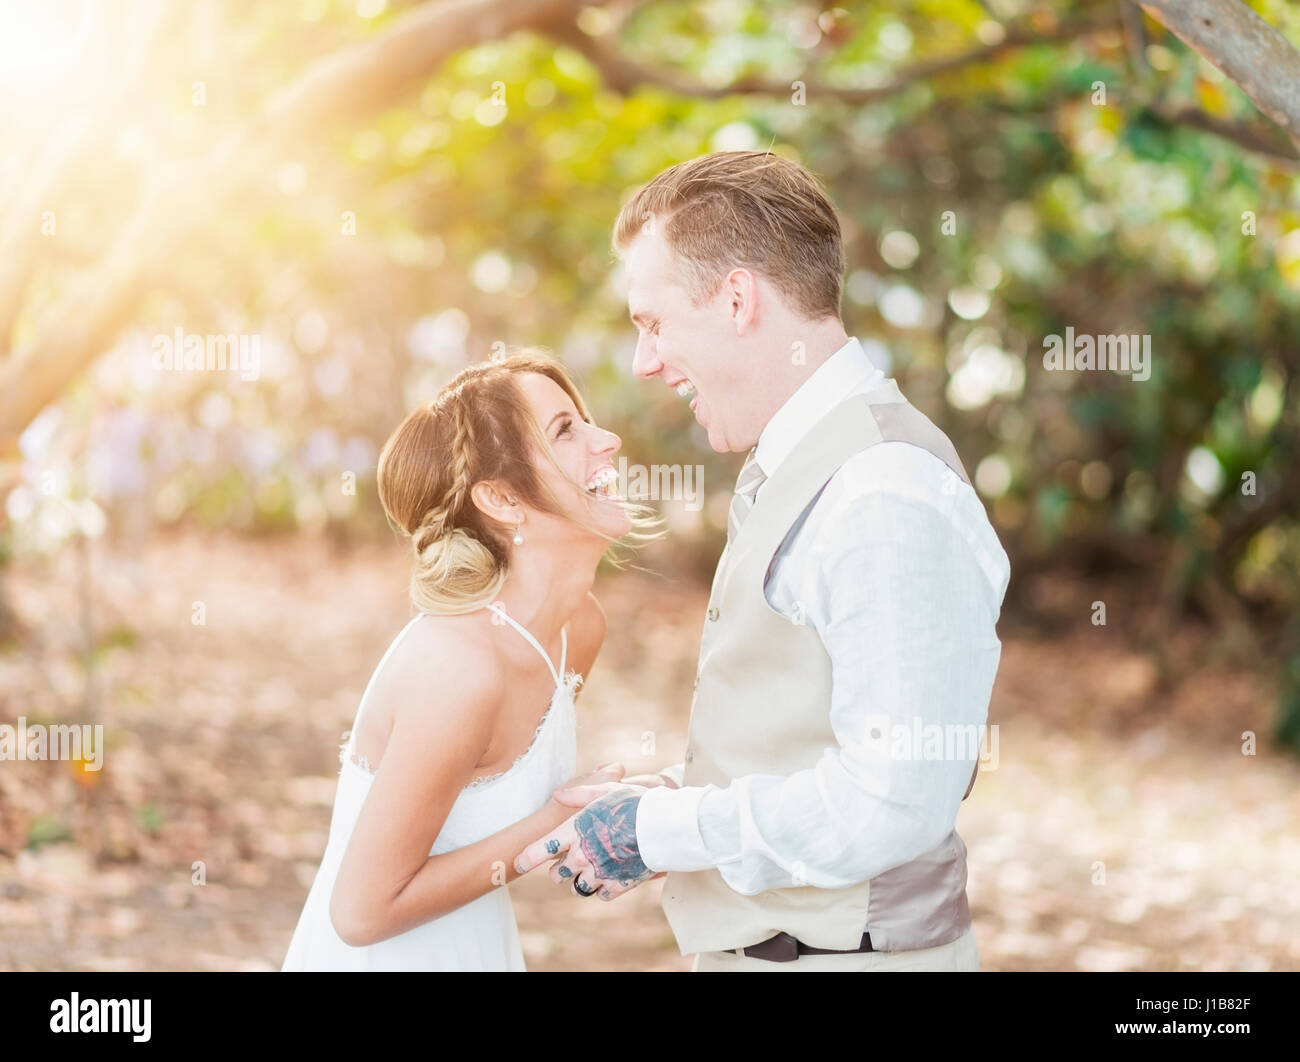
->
<box><xmin>623</xmin><ymin>223</ymin><xmax>758</xmax><ymax>453</ymax></box>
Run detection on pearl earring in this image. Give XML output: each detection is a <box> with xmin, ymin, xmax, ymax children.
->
<box><xmin>512</xmin><ymin>515</ymin><xmax>523</xmax><ymax>546</ymax></box>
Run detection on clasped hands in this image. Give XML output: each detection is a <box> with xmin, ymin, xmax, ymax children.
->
<box><xmin>513</xmin><ymin>763</ymin><xmax>665</xmax><ymax>901</ymax></box>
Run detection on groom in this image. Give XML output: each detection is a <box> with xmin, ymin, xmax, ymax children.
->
<box><xmin>515</xmin><ymin>150</ymin><xmax>1010</xmax><ymax>971</ymax></box>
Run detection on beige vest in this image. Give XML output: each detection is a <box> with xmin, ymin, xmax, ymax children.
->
<box><xmin>662</xmin><ymin>382</ymin><xmax>980</xmax><ymax>954</ymax></box>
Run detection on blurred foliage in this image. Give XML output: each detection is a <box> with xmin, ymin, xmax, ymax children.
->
<box><xmin>3</xmin><ymin>0</ymin><xmax>1300</xmax><ymax>736</ymax></box>
<box><xmin>26</xmin><ymin>814</ymin><xmax>73</xmax><ymax>850</ymax></box>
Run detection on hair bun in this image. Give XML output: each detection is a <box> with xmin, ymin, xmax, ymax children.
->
<box><xmin>411</xmin><ymin>524</ymin><xmax>505</xmax><ymax>616</ymax></box>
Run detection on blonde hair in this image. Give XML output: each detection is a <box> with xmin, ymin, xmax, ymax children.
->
<box><xmin>612</xmin><ymin>150</ymin><xmax>844</xmax><ymax>321</ymax></box>
<box><xmin>377</xmin><ymin>350</ymin><xmax>654</xmax><ymax>615</ymax></box>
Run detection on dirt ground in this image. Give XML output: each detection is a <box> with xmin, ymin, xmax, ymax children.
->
<box><xmin>1</xmin><ymin>531</ymin><xmax>1297</xmax><ymax>971</ymax></box>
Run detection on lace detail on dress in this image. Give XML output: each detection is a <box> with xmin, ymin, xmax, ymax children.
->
<box><xmin>338</xmin><ymin>731</ymin><xmax>374</xmax><ymax>775</ymax></box>
<box><xmin>461</xmin><ymin>670</ymin><xmax>583</xmax><ymax>791</ymax></box>
<box><xmin>338</xmin><ymin>671</ymin><xmax>583</xmax><ymax>788</ymax></box>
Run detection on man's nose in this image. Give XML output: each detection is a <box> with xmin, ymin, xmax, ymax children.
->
<box><xmin>631</xmin><ymin>333</ymin><xmax>660</xmax><ymax>379</ymax></box>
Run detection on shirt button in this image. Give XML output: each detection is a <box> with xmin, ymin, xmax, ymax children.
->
<box><xmin>706</xmin><ymin>606</ymin><xmax>719</xmax><ymax>621</ymax></box>
<box><xmin>693</xmin><ymin>675</ymin><xmax>699</xmax><ymax>690</ymax></box>
<box><xmin>685</xmin><ymin>750</ymin><xmax>694</xmax><ymax>764</ymax></box>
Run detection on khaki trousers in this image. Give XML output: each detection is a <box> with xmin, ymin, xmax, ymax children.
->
<box><xmin>691</xmin><ymin>926</ymin><xmax>980</xmax><ymax>972</ymax></box>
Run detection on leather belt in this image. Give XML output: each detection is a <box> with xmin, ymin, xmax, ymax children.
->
<box><xmin>740</xmin><ymin>931</ymin><xmax>874</xmax><ymax>962</ymax></box>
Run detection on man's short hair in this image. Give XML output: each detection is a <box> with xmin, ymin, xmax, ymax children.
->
<box><xmin>612</xmin><ymin>150</ymin><xmax>844</xmax><ymax>321</ymax></box>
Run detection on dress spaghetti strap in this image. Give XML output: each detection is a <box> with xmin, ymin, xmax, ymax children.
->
<box><xmin>485</xmin><ymin>602</ymin><xmax>567</xmax><ymax>688</ymax></box>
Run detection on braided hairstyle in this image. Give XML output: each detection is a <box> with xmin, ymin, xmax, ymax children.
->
<box><xmin>377</xmin><ymin>351</ymin><xmax>597</xmax><ymax>615</ymax></box>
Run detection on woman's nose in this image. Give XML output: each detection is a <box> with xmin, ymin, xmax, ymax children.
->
<box><xmin>594</xmin><ymin>426</ymin><xmax>621</xmax><ymax>455</ymax></box>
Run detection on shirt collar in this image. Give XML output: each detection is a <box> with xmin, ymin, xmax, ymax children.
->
<box><xmin>752</xmin><ymin>336</ymin><xmax>885</xmax><ymax>479</ymax></box>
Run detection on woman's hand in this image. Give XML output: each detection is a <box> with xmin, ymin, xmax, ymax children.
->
<box><xmin>619</xmin><ymin>773</ymin><xmax>676</xmax><ymax>789</ymax></box>
<box><xmin>556</xmin><ymin>762</ymin><xmax>625</xmax><ymax>790</ymax></box>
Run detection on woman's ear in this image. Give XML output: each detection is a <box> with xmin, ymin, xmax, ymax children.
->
<box><xmin>470</xmin><ymin>480</ymin><xmax>519</xmax><ymax>529</ymax></box>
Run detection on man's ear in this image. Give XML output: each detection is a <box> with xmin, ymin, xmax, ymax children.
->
<box><xmin>470</xmin><ymin>480</ymin><xmax>519</xmax><ymax>529</ymax></box>
<box><xmin>725</xmin><ymin>267</ymin><xmax>759</xmax><ymax>336</ymax></box>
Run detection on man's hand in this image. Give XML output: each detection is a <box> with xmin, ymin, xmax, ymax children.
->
<box><xmin>514</xmin><ymin>783</ymin><xmax>658</xmax><ymax>901</ymax></box>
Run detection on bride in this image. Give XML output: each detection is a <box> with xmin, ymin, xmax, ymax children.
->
<box><xmin>282</xmin><ymin>350</ymin><xmax>657</xmax><ymax>971</ymax></box>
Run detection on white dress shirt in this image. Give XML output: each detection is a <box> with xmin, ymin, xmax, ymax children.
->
<box><xmin>635</xmin><ymin>336</ymin><xmax>1011</xmax><ymax>896</ymax></box>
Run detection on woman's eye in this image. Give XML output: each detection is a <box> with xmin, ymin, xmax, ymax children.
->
<box><xmin>556</xmin><ymin>421</ymin><xmax>573</xmax><ymax>439</ymax></box>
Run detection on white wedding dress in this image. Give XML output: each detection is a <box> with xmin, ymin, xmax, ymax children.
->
<box><xmin>282</xmin><ymin>604</ymin><xmax>580</xmax><ymax>971</ymax></box>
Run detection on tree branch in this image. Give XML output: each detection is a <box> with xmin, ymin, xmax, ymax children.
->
<box><xmin>1153</xmin><ymin>103</ymin><xmax>1300</xmax><ymax>171</ymax></box>
<box><xmin>0</xmin><ymin>0</ymin><xmax>588</xmax><ymax>446</ymax></box>
<box><xmin>1140</xmin><ymin>0</ymin><xmax>1300</xmax><ymax>148</ymax></box>
<box><xmin>1120</xmin><ymin>0</ymin><xmax>1151</xmax><ymax>77</ymax></box>
<box><xmin>548</xmin><ymin>10</ymin><xmax>1125</xmax><ymax>105</ymax></box>
<box><xmin>555</xmin><ymin>5</ymin><xmax>1300</xmax><ymax>170</ymax></box>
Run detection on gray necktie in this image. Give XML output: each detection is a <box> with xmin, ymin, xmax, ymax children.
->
<box><xmin>727</xmin><ymin>448</ymin><xmax>767</xmax><ymax>544</ymax></box>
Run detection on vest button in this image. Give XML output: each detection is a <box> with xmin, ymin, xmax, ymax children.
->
<box><xmin>706</xmin><ymin>606</ymin><xmax>719</xmax><ymax>621</ymax></box>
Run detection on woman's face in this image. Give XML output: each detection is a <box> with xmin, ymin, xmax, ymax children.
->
<box><xmin>516</xmin><ymin>372</ymin><xmax>632</xmax><ymax>543</ymax></box>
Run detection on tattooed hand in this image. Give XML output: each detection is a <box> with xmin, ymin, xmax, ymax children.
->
<box><xmin>513</xmin><ymin>783</ymin><xmax>658</xmax><ymax>901</ymax></box>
